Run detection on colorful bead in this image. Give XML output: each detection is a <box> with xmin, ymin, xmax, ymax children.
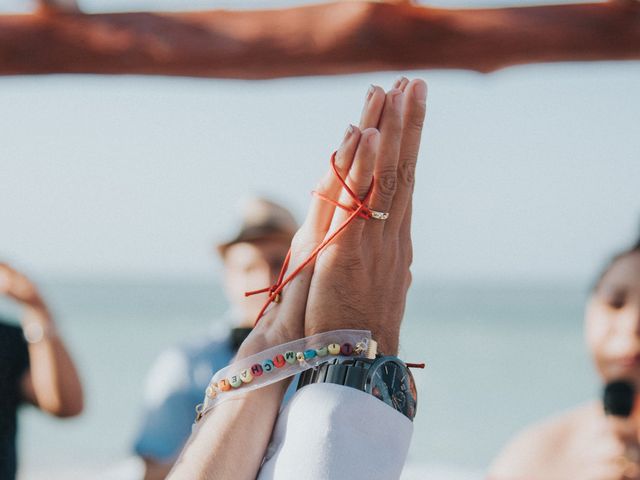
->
<box><xmin>328</xmin><ymin>343</ymin><xmax>341</xmax><ymax>355</ymax></box>
<box><xmin>240</xmin><ymin>369</ymin><xmax>253</xmax><ymax>383</ymax></box>
<box><xmin>296</xmin><ymin>352</ymin><xmax>305</xmax><ymax>362</ymax></box>
<box><xmin>251</xmin><ymin>364</ymin><xmax>264</xmax><ymax>377</ymax></box>
<box><xmin>206</xmin><ymin>385</ymin><xmax>217</xmax><ymax>399</ymax></box>
<box><xmin>304</xmin><ymin>349</ymin><xmax>317</xmax><ymax>360</ymax></box>
<box><xmin>273</xmin><ymin>354</ymin><xmax>286</xmax><ymax>368</ymax></box>
<box><xmin>284</xmin><ymin>351</ymin><xmax>297</xmax><ymax>364</ymax></box>
<box><xmin>229</xmin><ymin>374</ymin><xmax>242</xmax><ymax>388</ymax></box>
<box><xmin>316</xmin><ymin>345</ymin><xmax>328</xmax><ymax>357</ymax></box>
<box><xmin>263</xmin><ymin>359</ymin><xmax>275</xmax><ymax>373</ymax></box>
<box><xmin>219</xmin><ymin>379</ymin><xmax>231</xmax><ymax>391</ymax></box>
<box><xmin>341</xmin><ymin>343</ymin><xmax>354</xmax><ymax>356</ymax></box>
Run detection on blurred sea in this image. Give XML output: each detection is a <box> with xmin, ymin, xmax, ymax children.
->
<box><xmin>7</xmin><ymin>278</ymin><xmax>597</xmax><ymax>479</ymax></box>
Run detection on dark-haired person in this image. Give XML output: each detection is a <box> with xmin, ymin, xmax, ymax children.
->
<box><xmin>490</xmin><ymin>236</ymin><xmax>640</xmax><ymax>479</ymax></box>
<box><xmin>0</xmin><ymin>263</ymin><xmax>83</xmax><ymax>480</ymax></box>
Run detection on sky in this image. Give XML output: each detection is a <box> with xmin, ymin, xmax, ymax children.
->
<box><xmin>0</xmin><ymin>2</ymin><xmax>639</xmax><ymax>284</ymax></box>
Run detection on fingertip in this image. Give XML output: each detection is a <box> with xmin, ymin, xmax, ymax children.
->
<box><xmin>386</xmin><ymin>88</ymin><xmax>404</xmax><ymax>109</ymax></box>
<box><xmin>395</xmin><ymin>76</ymin><xmax>410</xmax><ymax>92</ymax></box>
<box><xmin>342</xmin><ymin>124</ymin><xmax>361</xmax><ymax>145</ymax></box>
<box><xmin>409</xmin><ymin>79</ymin><xmax>427</xmax><ymax>104</ymax></box>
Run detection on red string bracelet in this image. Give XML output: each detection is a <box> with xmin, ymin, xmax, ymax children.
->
<box><xmin>245</xmin><ymin>150</ymin><xmax>373</xmax><ymax>326</ymax></box>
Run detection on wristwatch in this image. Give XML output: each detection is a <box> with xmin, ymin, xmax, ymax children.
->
<box><xmin>297</xmin><ymin>355</ymin><xmax>418</xmax><ymax>421</ymax></box>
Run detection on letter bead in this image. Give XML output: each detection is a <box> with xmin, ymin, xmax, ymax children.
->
<box><xmin>296</xmin><ymin>352</ymin><xmax>305</xmax><ymax>362</ymax></box>
<box><xmin>229</xmin><ymin>374</ymin><xmax>242</xmax><ymax>388</ymax></box>
<box><xmin>251</xmin><ymin>364</ymin><xmax>264</xmax><ymax>377</ymax></box>
<box><xmin>304</xmin><ymin>349</ymin><xmax>317</xmax><ymax>360</ymax></box>
<box><xmin>316</xmin><ymin>345</ymin><xmax>328</xmax><ymax>357</ymax></box>
<box><xmin>341</xmin><ymin>343</ymin><xmax>354</xmax><ymax>356</ymax></box>
<box><xmin>284</xmin><ymin>351</ymin><xmax>297</xmax><ymax>364</ymax></box>
<box><xmin>219</xmin><ymin>379</ymin><xmax>231</xmax><ymax>391</ymax></box>
<box><xmin>273</xmin><ymin>354</ymin><xmax>286</xmax><ymax>368</ymax></box>
<box><xmin>240</xmin><ymin>369</ymin><xmax>253</xmax><ymax>383</ymax></box>
<box><xmin>263</xmin><ymin>359</ymin><xmax>275</xmax><ymax>373</ymax></box>
<box><xmin>206</xmin><ymin>385</ymin><xmax>217</xmax><ymax>399</ymax></box>
<box><xmin>328</xmin><ymin>343</ymin><xmax>341</xmax><ymax>355</ymax></box>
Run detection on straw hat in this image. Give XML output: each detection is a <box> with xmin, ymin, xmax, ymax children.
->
<box><xmin>216</xmin><ymin>197</ymin><xmax>298</xmax><ymax>256</ymax></box>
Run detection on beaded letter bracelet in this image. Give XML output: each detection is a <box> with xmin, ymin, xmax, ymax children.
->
<box><xmin>194</xmin><ymin>329</ymin><xmax>376</xmax><ymax>423</ymax></box>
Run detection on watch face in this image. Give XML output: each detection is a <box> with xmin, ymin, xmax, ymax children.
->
<box><xmin>365</xmin><ymin>358</ymin><xmax>418</xmax><ymax>421</ymax></box>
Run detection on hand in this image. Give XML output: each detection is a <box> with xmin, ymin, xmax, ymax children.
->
<box><xmin>236</xmin><ymin>122</ymin><xmax>370</xmax><ymax>357</ymax></box>
<box><xmin>0</xmin><ymin>263</ymin><xmax>48</xmax><ymax>317</ymax></box>
<box><xmin>303</xmin><ymin>78</ymin><xmax>427</xmax><ymax>355</ymax></box>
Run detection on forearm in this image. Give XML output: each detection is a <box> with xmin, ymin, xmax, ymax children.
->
<box><xmin>169</xmin><ymin>325</ymin><xmax>295</xmax><ymax>480</ymax></box>
<box><xmin>22</xmin><ymin>305</ymin><xmax>84</xmax><ymax>416</ymax></box>
<box><xmin>169</xmin><ymin>380</ymin><xmax>289</xmax><ymax>480</ymax></box>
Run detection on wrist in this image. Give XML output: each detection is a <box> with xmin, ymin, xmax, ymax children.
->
<box><xmin>306</xmin><ymin>324</ymin><xmax>399</xmax><ymax>356</ymax></box>
<box><xmin>23</xmin><ymin>302</ymin><xmax>52</xmax><ymax>324</ymax></box>
<box><xmin>21</xmin><ymin>305</ymin><xmax>57</xmax><ymax>344</ymax></box>
<box><xmin>236</xmin><ymin>322</ymin><xmax>299</xmax><ymax>361</ymax></box>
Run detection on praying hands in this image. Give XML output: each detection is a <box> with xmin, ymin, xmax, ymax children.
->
<box><xmin>168</xmin><ymin>77</ymin><xmax>427</xmax><ymax>480</ymax></box>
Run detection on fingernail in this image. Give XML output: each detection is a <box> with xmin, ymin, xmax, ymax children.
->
<box><xmin>342</xmin><ymin>124</ymin><xmax>354</xmax><ymax>142</ymax></box>
<box><xmin>366</xmin><ymin>129</ymin><xmax>380</xmax><ymax>147</ymax></box>
<box><xmin>414</xmin><ymin>81</ymin><xmax>427</xmax><ymax>103</ymax></box>
<box><xmin>394</xmin><ymin>76</ymin><xmax>407</xmax><ymax>90</ymax></box>
<box><xmin>366</xmin><ymin>84</ymin><xmax>375</xmax><ymax>101</ymax></box>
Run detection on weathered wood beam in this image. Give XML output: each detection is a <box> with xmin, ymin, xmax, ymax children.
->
<box><xmin>0</xmin><ymin>1</ymin><xmax>638</xmax><ymax>78</ymax></box>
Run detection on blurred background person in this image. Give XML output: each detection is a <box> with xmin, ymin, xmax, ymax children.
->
<box><xmin>490</xmin><ymin>232</ymin><xmax>640</xmax><ymax>479</ymax></box>
<box><xmin>0</xmin><ymin>263</ymin><xmax>83</xmax><ymax>480</ymax></box>
<box><xmin>132</xmin><ymin>197</ymin><xmax>297</xmax><ymax>480</ymax></box>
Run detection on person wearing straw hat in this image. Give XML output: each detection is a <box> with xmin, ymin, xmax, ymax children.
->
<box><xmin>133</xmin><ymin>198</ymin><xmax>297</xmax><ymax>480</ymax></box>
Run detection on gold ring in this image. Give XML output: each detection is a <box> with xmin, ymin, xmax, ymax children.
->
<box><xmin>369</xmin><ymin>210</ymin><xmax>389</xmax><ymax>220</ymax></box>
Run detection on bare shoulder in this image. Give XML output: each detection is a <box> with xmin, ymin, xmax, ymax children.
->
<box><xmin>488</xmin><ymin>402</ymin><xmax>598</xmax><ymax>479</ymax></box>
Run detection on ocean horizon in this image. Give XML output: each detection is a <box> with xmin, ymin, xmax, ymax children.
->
<box><xmin>8</xmin><ymin>276</ymin><xmax>597</xmax><ymax>478</ymax></box>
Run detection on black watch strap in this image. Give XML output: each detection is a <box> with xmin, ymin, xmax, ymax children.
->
<box><xmin>298</xmin><ymin>358</ymin><xmax>372</xmax><ymax>391</ymax></box>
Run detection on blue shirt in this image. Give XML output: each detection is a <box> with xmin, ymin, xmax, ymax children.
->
<box><xmin>133</xmin><ymin>328</ymin><xmax>296</xmax><ymax>463</ymax></box>
<box><xmin>134</xmin><ymin>330</ymin><xmax>235</xmax><ymax>462</ymax></box>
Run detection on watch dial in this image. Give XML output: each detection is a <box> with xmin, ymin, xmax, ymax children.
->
<box><xmin>367</xmin><ymin>359</ymin><xmax>418</xmax><ymax>421</ymax></box>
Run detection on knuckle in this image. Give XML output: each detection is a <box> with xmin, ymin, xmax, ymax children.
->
<box><xmin>376</xmin><ymin>169</ymin><xmax>397</xmax><ymax>199</ymax></box>
<box><xmin>399</xmin><ymin>159</ymin><xmax>417</xmax><ymax>186</ymax></box>
<box><xmin>289</xmin><ymin>229</ymin><xmax>310</xmax><ymax>254</ymax></box>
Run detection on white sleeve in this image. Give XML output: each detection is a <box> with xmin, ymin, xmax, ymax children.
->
<box><xmin>257</xmin><ymin>383</ymin><xmax>414</xmax><ymax>480</ymax></box>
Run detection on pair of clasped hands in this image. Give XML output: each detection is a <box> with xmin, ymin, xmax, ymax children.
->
<box><xmin>243</xmin><ymin>76</ymin><xmax>427</xmax><ymax>358</ymax></box>
<box><xmin>170</xmin><ymin>77</ymin><xmax>427</xmax><ymax>479</ymax></box>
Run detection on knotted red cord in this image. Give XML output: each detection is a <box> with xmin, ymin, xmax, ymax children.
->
<box><xmin>245</xmin><ymin>150</ymin><xmax>374</xmax><ymax>326</ymax></box>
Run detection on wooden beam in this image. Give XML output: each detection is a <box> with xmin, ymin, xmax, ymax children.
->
<box><xmin>0</xmin><ymin>1</ymin><xmax>638</xmax><ymax>78</ymax></box>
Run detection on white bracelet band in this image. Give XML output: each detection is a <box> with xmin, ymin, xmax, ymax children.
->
<box><xmin>194</xmin><ymin>329</ymin><xmax>376</xmax><ymax>423</ymax></box>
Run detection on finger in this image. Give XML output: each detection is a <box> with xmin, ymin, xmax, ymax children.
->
<box><xmin>393</xmin><ymin>76</ymin><xmax>410</xmax><ymax>93</ymax></box>
<box><xmin>326</xmin><ymin>128</ymin><xmax>380</xmax><ymax>241</ymax></box>
<box><xmin>267</xmin><ymin>127</ymin><xmax>363</xmax><ymax>332</ymax></box>
<box><xmin>365</xmin><ymin>88</ymin><xmax>404</xmax><ymax>231</ymax></box>
<box><xmin>386</xmin><ymin>79</ymin><xmax>427</xmax><ymax>234</ymax></box>
<box><xmin>303</xmin><ymin>125</ymin><xmax>361</xmax><ymax>238</ymax></box>
<box><xmin>359</xmin><ymin>85</ymin><xmax>385</xmax><ymax>130</ymax></box>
